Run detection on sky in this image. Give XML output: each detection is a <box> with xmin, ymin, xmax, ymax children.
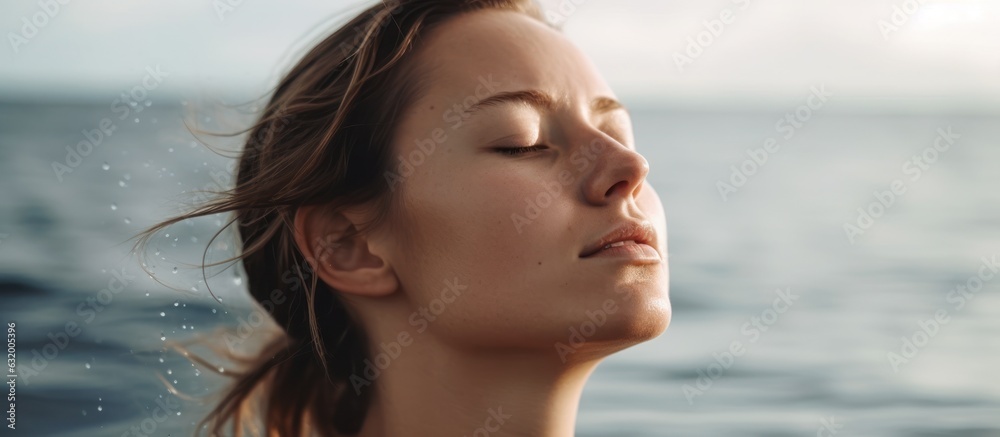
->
<box><xmin>1</xmin><ymin>0</ymin><xmax>998</xmax><ymax>111</ymax></box>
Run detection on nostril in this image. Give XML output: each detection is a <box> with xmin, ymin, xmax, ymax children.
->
<box><xmin>605</xmin><ymin>180</ymin><xmax>630</xmax><ymax>198</ymax></box>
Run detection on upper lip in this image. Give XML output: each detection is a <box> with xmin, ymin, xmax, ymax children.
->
<box><xmin>580</xmin><ymin>220</ymin><xmax>658</xmax><ymax>258</ymax></box>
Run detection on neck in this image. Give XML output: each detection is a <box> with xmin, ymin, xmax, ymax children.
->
<box><xmin>353</xmin><ymin>335</ymin><xmax>600</xmax><ymax>437</ymax></box>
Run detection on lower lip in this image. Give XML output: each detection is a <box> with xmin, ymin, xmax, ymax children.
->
<box><xmin>582</xmin><ymin>243</ymin><xmax>661</xmax><ymax>262</ymax></box>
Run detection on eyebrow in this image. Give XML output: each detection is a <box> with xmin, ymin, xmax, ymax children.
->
<box><xmin>464</xmin><ymin>89</ymin><xmax>628</xmax><ymax>119</ymax></box>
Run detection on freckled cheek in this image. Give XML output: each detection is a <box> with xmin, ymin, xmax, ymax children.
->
<box><xmin>402</xmin><ymin>169</ymin><xmax>522</xmax><ymax>254</ymax></box>
<box><xmin>459</xmin><ymin>174</ymin><xmax>551</xmax><ymax>267</ymax></box>
<box><xmin>482</xmin><ymin>182</ymin><xmax>536</xmax><ymax>249</ymax></box>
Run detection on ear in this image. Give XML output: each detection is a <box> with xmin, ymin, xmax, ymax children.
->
<box><xmin>292</xmin><ymin>203</ymin><xmax>398</xmax><ymax>298</ymax></box>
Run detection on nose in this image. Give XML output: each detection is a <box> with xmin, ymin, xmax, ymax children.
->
<box><xmin>580</xmin><ymin>134</ymin><xmax>650</xmax><ymax>206</ymax></box>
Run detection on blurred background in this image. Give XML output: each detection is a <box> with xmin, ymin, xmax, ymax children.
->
<box><xmin>1</xmin><ymin>0</ymin><xmax>998</xmax><ymax>436</ymax></box>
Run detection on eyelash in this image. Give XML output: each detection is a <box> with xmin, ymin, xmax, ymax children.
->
<box><xmin>494</xmin><ymin>145</ymin><xmax>547</xmax><ymax>156</ymax></box>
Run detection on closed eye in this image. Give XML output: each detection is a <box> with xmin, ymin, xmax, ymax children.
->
<box><xmin>493</xmin><ymin>145</ymin><xmax>547</xmax><ymax>156</ymax></box>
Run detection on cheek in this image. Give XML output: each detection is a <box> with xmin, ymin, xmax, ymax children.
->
<box><xmin>392</xmin><ymin>163</ymin><xmax>578</xmax><ymax>343</ymax></box>
<box><xmin>460</xmin><ymin>164</ymin><xmax>585</xmax><ymax>273</ymax></box>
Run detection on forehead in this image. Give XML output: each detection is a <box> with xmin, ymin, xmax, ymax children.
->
<box><xmin>409</xmin><ymin>9</ymin><xmax>612</xmax><ymax>110</ymax></box>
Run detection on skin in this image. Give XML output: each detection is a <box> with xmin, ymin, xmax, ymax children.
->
<box><xmin>293</xmin><ymin>9</ymin><xmax>670</xmax><ymax>437</ymax></box>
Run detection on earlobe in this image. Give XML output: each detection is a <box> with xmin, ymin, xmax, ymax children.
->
<box><xmin>292</xmin><ymin>204</ymin><xmax>398</xmax><ymax>298</ymax></box>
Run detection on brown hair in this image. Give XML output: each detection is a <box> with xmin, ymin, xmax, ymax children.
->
<box><xmin>132</xmin><ymin>0</ymin><xmax>545</xmax><ymax>436</ymax></box>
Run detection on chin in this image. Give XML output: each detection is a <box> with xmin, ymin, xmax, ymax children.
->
<box><xmin>608</xmin><ymin>276</ymin><xmax>671</xmax><ymax>335</ymax></box>
<box><xmin>551</xmin><ymin>288</ymin><xmax>670</xmax><ymax>364</ymax></box>
<box><xmin>551</xmin><ymin>306</ymin><xmax>670</xmax><ymax>365</ymax></box>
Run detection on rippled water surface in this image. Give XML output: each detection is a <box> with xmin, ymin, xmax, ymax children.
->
<box><xmin>1</xmin><ymin>100</ymin><xmax>998</xmax><ymax>436</ymax></box>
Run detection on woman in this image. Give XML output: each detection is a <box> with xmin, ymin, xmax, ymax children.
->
<box><xmin>136</xmin><ymin>0</ymin><xmax>670</xmax><ymax>435</ymax></box>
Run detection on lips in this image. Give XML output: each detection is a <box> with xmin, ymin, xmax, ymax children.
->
<box><xmin>580</xmin><ymin>221</ymin><xmax>657</xmax><ymax>258</ymax></box>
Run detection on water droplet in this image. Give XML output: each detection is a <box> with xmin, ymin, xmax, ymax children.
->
<box><xmin>84</xmin><ymin>363</ymin><xmax>91</xmax><ymax>369</ymax></box>
<box><xmin>173</xmin><ymin>301</ymin><xmax>179</xmax><ymax>307</ymax></box>
<box><xmin>110</xmin><ymin>203</ymin><xmax>117</xmax><ymax>211</ymax></box>
<box><xmin>167</xmin><ymin>369</ymin><xmax>172</xmax><ymax>375</ymax></box>
<box><xmin>102</xmin><ymin>162</ymin><xmax>110</xmax><ymax>170</ymax></box>
<box><xmin>118</xmin><ymin>180</ymin><xmax>127</xmax><ymax>187</ymax></box>
<box><xmin>233</xmin><ymin>276</ymin><xmax>242</xmax><ymax>286</ymax></box>
<box><xmin>123</xmin><ymin>173</ymin><xmax>131</xmax><ymax>180</ymax></box>
<box><xmin>172</xmin><ymin>267</ymin><xmax>178</xmax><ymax>274</ymax></box>
<box><xmin>158</xmin><ymin>357</ymin><xmax>164</xmax><ymax>363</ymax></box>
<box><xmin>176</xmin><ymin>411</ymin><xmax>182</xmax><ymax>416</ymax></box>
<box><xmin>145</xmin><ymin>292</ymin><xmax>150</xmax><ymax>297</ymax></box>
<box><xmin>160</xmin><ymin>335</ymin><xmax>166</xmax><ymax>341</ymax></box>
<box><xmin>218</xmin><ymin>367</ymin><xmax>225</xmax><ymax>373</ymax></box>
<box><xmin>97</xmin><ymin>406</ymin><xmax>103</xmax><ymax>412</ymax></box>
<box><xmin>168</xmin><ymin>147</ymin><xmax>174</xmax><ymax>153</ymax></box>
<box><xmin>211</xmin><ymin>309</ymin><xmax>217</xmax><ymax>314</ymax></box>
<box><xmin>194</xmin><ymin>369</ymin><xmax>201</xmax><ymax>376</ymax></box>
<box><xmin>144</xmin><ymin>100</ymin><xmax>152</xmax><ymax>107</ymax></box>
<box><xmin>159</xmin><ymin>312</ymin><xmax>165</xmax><ymax>317</ymax></box>
<box><xmin>181</xmin><ymin>325</ymin><xmax>187</xmax><ymax>330</ymax></box>
<box><xmin>124</xmin><ymin>218</ymin><xmax>131</xmax><ymax>224</ymax></box>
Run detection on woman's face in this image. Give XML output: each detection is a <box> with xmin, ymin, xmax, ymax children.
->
<box><xmin>375</xmin><ymin>9</ymin><xmax>669</xmax><ymax>358</ymax></box>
